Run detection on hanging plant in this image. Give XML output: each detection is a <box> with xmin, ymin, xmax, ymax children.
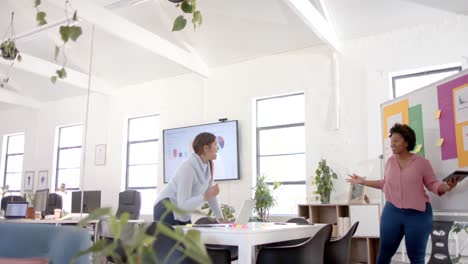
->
<box><xmin>34</xmin><ymin>0</ymin><xmax>47</xmax><ymax>26</ymax></box>
<box><xmin>31</xmin><ymin>0</ymin><xmax>203</xmax><ymax>84</ymax></box>
<box><xmin>1</xmin><ymin>13</ymin><xmax>22</xmax><ymax>62</ymax></box>
<box><xmin>171</xmin><ymin>0</ymin><xmax>203</xmax><ymax>31</ymax></box>
<box><xmin>51</xmin><ymin>1</ymin><xmax>82</xmax><ymax>84</ymax></box>
<box><xmin>1</xmin><ymin>12</ymin><xmax>21</xmax><ymax>89</ymax></box>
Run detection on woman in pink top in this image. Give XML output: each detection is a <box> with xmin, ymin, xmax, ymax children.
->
<box><xmin>347</xmin><ymin>123</ymin><xmax>459</xmax><ymax>264</ymax></box>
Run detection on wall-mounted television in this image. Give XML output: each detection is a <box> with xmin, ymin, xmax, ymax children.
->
<box><xmin>163</xmin><ymin>120</ymin><xmax>239</xmax><ymax>183</ymax></box>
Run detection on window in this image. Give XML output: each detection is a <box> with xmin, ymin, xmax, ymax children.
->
<box><xmin>256</xmin><ymin>93</ymin><xmax>306</xmax><ymax>214</ymax></box>
<box><xmin>2</xmin><ymin>134</ymin><xmax>24</xmax><ymax>195</ymax></box>
<box><xmin>392</xmin><ymin>66</ymin><xmax>461</xmax><ymax>98</ymax></box>
<box><xmin>126</xmin><ymin>115</ymin><xmax>159</xmax><ymax>214</ymax></box>
<box><xmin>55</xmin><ymin>125</ymin><xmax>83</xmax><ymax>190</ymax></box>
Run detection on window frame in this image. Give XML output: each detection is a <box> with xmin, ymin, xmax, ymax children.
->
<box><xmin>391</xmin><ymin>66</ymin><xmax>462</xmax><ymax>98</ymax></box>
<box><xmin>3</xmin><ymin>134</ymin><xmax>24</xmax><ymax>192</ymax></box>
<box><xmin>55</xmin><ymin>124</ymin><xmax>83</xmax><ymax>191</ymax></box>
<box><xmin>125</xmin><ymin>114</ymin><xmax>159</xmax><ymax>191</ymax></box>
<box><xmin>256</xmin><ymin>92</ymin><xmax>306</xmax><ymax>185</ymax></box>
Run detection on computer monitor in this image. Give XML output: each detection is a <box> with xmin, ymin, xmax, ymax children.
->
<box><xmin>34</xmin><ymin>189</ymin><xmax>49</xmax><ymax>215</ymax></box>
<box><xmin>71</xmin><ymin>191</ymin><xmax>101</xmax><ymax>213</ymax></box>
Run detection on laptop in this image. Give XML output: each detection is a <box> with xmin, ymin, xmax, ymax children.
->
<box><xmin>5</xmin><ymin>201</ymin><xmax>28</xmax><ymax>219</ymax></box>
<box><xmin>234</xmin><ymin>199</ymin><xmax>255</xmax><ymax>224</ymax></box>
<box><xmin>193</xmin><ymin>199</ymin><xmax>255</xmax><ymax>227</ymax></box>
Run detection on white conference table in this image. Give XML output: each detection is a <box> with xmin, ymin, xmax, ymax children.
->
<box><xmin>185</xmin><ymin>223</ymin><xmax>326</xmax><ymax>264</ymax></box>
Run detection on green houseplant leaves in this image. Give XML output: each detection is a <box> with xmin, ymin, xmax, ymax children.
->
<box><xmin>313</xmin><ymin>159</ymin><xmax>338</xmax><ymax>203</ymax></box>
<box><xmin>252</xmin><ymin>175</ymin><xmax>280</xmax><ymax>222</ymax></box>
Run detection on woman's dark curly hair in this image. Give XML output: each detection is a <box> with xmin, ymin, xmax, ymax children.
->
<box><xmin>389</xmin><ymin>123</ymin><xmax>416</xmax><ymax>152</ymax></box>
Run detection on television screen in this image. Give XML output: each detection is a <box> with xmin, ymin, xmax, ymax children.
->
<box><xmin>163</xmin><ymin>120</ymin><xmax>239</xmax><ymax>183</ymax></box>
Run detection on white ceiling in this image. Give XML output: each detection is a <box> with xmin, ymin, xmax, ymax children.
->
<box><xmin>0</xmin><ymin>0</ymin><xmax>467</xmax><ymax>110</ymax></box>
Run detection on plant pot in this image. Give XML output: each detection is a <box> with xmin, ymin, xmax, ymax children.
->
<box><xmin>1</xmin><ymin>47</ymin><xmax>18</xmax><ymax>60</ymax></box>
<box><xmin>27</xmin><ymin>207</ymin><xmax>35</xmax><ymax>219</ymax></box>
<box><xmin>320</xmin><ymin>192</ymin><xmax>331</xmax><ymax>204</ymax></box>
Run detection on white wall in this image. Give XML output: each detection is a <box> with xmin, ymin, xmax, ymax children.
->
<box><xmin>1</xmin><ymin>14</ymin><xmax>468</xmax><ymax>224</ymax></box>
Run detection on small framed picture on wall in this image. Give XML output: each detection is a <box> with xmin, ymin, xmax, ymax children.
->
<box><xmin>95</xmin><ymin>144</ymin><xmax>106</xmax><ymax>166</ymax></box>
<box><xmin>38</xmin><ymin>170</ymin><xmax>48</xmax><ymax>190</ymax></box>
<box><xmin>23</xmin><ymin>171</ymin><xmax>34</xmax><ymax>191</ymax></box>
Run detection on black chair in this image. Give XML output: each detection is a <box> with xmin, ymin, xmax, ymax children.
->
<box><xmin>45</xmin><ymin>193</ymin><xmax>63</xmax><ymax>215</ymax></box>
<box><xmin>195</xmin><ymin>216</ymin><xmax>218</xmax><ymax>224</ymax></box>
<box><xmin>116</xmin><ymin>190</ymin><xmax>141</xmax><ymax>220</ymax></box>
<box><xmin>256</xmin><ymin>224</ymin><xmax>332</xmax><ymax>264</ymax></box>
<box><xmin>263</xmin><ymin>217</ymin><xmax>311</xmax><ymax>247</ymax></box>
<box><xmin>101</xmin><ymin>190</ymin><xmax>141</xmax><ymax>263</ymax></box>
<box><xmin>1</xmin><ymin>195</ymin><xmax>25</xmax><ymax>211</ymax></box>
<box><xmin>194</xmin><ymin>217</ymin><xmax>237</xmax><ymax>264</ymax></box>
<box><xmin>324</xmin><ymin>221</ymin><xmax>359</xmax><ymax>264</ymax></box>
<box><xmin>286</xmin><ymin>217</ymin><xmax>309</xmax><ymax>225</ymax></box>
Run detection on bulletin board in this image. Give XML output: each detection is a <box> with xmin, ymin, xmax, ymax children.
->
<box><xmin>381</xmin><ymin>70</ymin><xmax>468</xmax><ymax>213</ymax></box>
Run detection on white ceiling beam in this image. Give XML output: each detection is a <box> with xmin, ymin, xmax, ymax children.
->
<box><xmin>0</xmin><ymin>88</ymin><xmax>42</xmax><ymax>109</ymax></box>
<box><xmin>46</xmin><ymin>0</ymin><xmax>210</xmax><ymax>77</ymax></box>
<box><xmin>0</xmin><ymin>53</ymin><xmax>112</xmax><ymax>94</ymax></box>
<box><xmin>283</xmin><ymin>0</ymin><xmax>341</xmax><ymax>52</ymax></box>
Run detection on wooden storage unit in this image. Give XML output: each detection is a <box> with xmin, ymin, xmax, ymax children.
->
<box><xmin>298</xmin><ymin>204</ymin><xmax>380</xmax><ymax>264</ymax></box>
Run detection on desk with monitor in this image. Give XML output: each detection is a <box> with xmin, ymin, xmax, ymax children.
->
<box><xmin>71</xmin><ymin>190</ymin><xmax>101</xmax><ymax>213</ymax></box>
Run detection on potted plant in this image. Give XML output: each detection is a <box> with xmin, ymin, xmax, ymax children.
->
<box><xmin>0</xmin><ymin>39</ymin><xmax>19</xmax><ymax>61</ymax></box>
<box><xmin>252</xmin><ymin>175</ymin><xmax>280</xmax><ymax>222</ymax></box>
<box><xmin>1</xmin><ymin>13</ymin><xmax>21</xmax><ymax>62</ymax></box>
<box><xmin>313</xmin><ymin>159</ymin><xmax>338</xmax><ymax>203</ymax></box>
<box><xmin>24</xmin><ymin>192</ymin><xmax>36</xmax><ymax>219</ymax></box>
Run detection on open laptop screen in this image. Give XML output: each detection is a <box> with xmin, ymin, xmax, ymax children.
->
<box><xmin>5</xmin><ymin>202</ymin><xmax>28</xmax><ymax>219</ymax></box>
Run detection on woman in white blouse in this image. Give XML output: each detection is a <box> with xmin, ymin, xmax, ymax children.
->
<box><xmin>153</xmin><ymin>132</ymin><xmax>223</xmax><ymax>225</ymax></box>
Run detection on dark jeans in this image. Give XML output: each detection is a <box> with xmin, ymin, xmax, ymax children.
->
<box><xmin>377</xmin><ymin>202</ymin><xmax>432</xmax><ymax>264</ymax></box>
<box><xmin>153</xmin><ymin>198</ymin><xmax>191</xmax><ymax>226</ymax></box>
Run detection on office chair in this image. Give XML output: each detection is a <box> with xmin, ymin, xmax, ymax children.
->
<box><xmin>256</xmin><ymin>224</ymin><xmax>332</xmax><ymax>264</ymax></box>
<box><xmin>1</xmin><ymin>195</ymin><xmax>25</xmax><ymax>211</ymax></box>
<box><xmin>263</xmin><ymin>217</ymin><xmax>311</xmax><ymax>247</ymax></box>
<box><xmin>116</xmin><ymin>190</ymin><xmax>141</xmax><ymax>220</ymax></box>
<box><xmin>45</xmin><ymin>193</ymin><xmax>63</xmax><ymax>215</ymax></box>
<box><xmin>324</xmin><ymin>221</ymin><xmax>359</xmax><ymax>264</ymax></box>
<box><xmin>101</xmin><ymin>190</ymin><xmax>141</xmax><ymax>263</ymax></box>
<box><xmin>286</xmin><ymin>217</ymin><xmax>310</xmax><ymax>225</ymax></box>
<box><xmin>194</xmin><ymin>217</ymin><xmax>237</xmax><ymax>263</ymax></box>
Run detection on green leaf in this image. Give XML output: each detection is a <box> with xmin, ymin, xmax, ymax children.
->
<box><xmin>56</xmin><ymin>68</ymin><xmax>67</xmax><ymax>79</ymax></box>
<box><xmin>181</xmin><ymin>0</ymin><xmax>193</xmax><ymax>13</ymax></box>
<box><xmin>50</xmin><ymin>76</ymin><xmax>57</xmax><ymax>84</ymax></box>
<box><xmin>17</xmin><ymin>54</ymin><xmax>22</xmax><ymax>62</ymax></box>
<box><xmin>69</xmin><ymin>26</ymin><xmax>82</xmax><ymax>42</ymax></box>
<box><xmin>72</xmin><ymin>10</ymin><xmax>78</xmax><ymax>21</ymax></box>
<box><xmin>34</xmin><ymin>0</ymin><xmax>41</xmax><ymax>7</ymax></box>
<box><xmin>54</xmin><ymin>45</ymin><xmax>60</xmax><ymax>61</ymax></box>
<box><xmin>191</xmin><ymin>0</ymin><xmax>197</xmax><ymax>10</ymax></box>
<box><xmin>172</xmin><ymin>15</ymin><xmax>187</xmax><ymax>31</ymax></box>
<box><xmin>36</xmin><ymin>11</ymin><xmax>47</xmax><ymax>26</ymax></box>
<box><xmin>192</xmin><ymin>11</ymin><xmax>202</xmax><ymax>29</ymax></box>
<box><xmin>59</xmin><ymin>26</ymin><xmax>70</xmax><ymax>43</ymax></box>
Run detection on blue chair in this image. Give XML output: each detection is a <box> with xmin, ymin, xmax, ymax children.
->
<box><xmin>0</xmin><ymin>222</ymin><xmax>91</xmax><ymax>264</ymax></box>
